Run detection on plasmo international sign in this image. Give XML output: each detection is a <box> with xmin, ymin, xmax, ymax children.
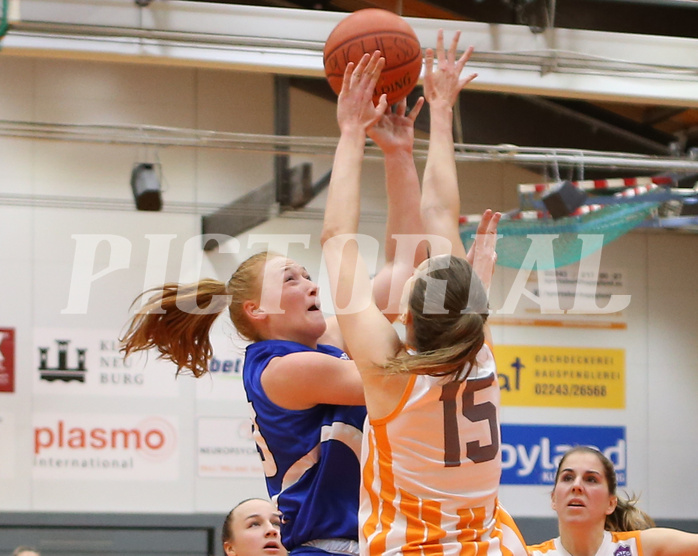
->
<box><xmin>33</xmin><ymin>414</ymin><xmax>179</xmax><ymax>481</ymax></box>
<box><xmin>500</xmin><ymin>423</ymin><xmax>626</xmax><ymax>485</ymax></box>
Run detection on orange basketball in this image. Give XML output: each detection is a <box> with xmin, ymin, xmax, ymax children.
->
<box><xmin>323</xmin><ymin>9</ymin><xmax>423</xmax><ymax>106</ymax></box>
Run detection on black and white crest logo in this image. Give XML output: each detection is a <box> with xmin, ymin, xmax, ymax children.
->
<box><xmin>38</xmin><ymin>340</ymin><xmax>87</xmax><ymax>382</ymax></box>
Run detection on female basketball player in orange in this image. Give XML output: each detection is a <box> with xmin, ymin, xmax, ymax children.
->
<box><xmin>321</xmin><ymin>32</ymin><xmax>528</xmax><ymax>555</ymax></box>
<box><xmin>528</xmin><ymin>446</ymin><xmax>698</xmax><ymax>556</ymax></box>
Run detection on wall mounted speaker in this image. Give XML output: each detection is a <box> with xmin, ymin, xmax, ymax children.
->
<box><xmin>130</xmin><ymin>163</ymin><xmax>162</xmax><ymax>211</ymax></box>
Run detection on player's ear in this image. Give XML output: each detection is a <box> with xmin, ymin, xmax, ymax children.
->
<box><xmin>606</xmin><ymin>495</ymin><xmax>618</xmax><ymax>516</ymax></box>
<box><xmin>243</xmin><ymin>300</ymin><xmax>265</xmax><ymax>321</ymax></box>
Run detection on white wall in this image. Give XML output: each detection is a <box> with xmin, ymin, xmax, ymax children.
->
<box><xmin>0</xmin><ymin>51</ymin><xmax>697</xmax><ymax>524</ymax></box>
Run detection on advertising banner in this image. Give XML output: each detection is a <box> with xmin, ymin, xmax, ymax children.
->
<box><xmin>0</xmin><ymin>328</ymin><xmax>15</xmax><ymax>393</ymax></box>
<box><xmin>500</xmin><ymin>423</ymin><xmax>626</xmax><ymax>485</ymax></box>
<box><xmin>496</xmin><ymin>345</ymin><xmax>625</xmax><ymax>408</ymax></box>
<box><xmin>195</xmin><ymin>331</ymin><xmax>248</xmax><ymax>401</ymax></box>
<box><xmin>33</xmin><ymin>328</ymin><xmax>179</xmax><ymax>396</ymax></box>
<box><xmin>197</xmin><ymin>417</ymin><xmax>263</xmax><ymax>478</ymax></box>
<box><xmin>33</xmin><ymin>413</ymin><xmax>179</xmax><ymax>481</ymax></box>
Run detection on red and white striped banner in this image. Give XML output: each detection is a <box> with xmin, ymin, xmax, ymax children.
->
<box><xmin>518</xmin><ymin>176</ymin><xmax>673</xmax><ymax>195</ymax></box>
<box><xmin>460</xmin><ymin>184</ymin><xmax>661</xmax><ymax>223</ymax></box>
<box><xmin>458</xmin><ymin>179</ymin><xmax>675</xmax><ymax>224</ymax></box>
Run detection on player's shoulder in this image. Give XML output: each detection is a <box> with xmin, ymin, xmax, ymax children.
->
<box><xmin>609</xmin><ymin>530</ymin><xmax>642</xmax><ymax>543</ymax></box>
<box><xmin>527</xmin><ymin>538</ymin><xmax>559</xmax><ymax>555</ymax></box>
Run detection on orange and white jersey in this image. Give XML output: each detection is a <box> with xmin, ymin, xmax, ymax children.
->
<box><xmin>359</xmin><ymin>344</ymin><xmax>527</xmax><ymax>556</ymax></box>
<box><xmin>528</xmin><ymin>531</ymin><xmax>643</xmax><ymax>556</ymax></box>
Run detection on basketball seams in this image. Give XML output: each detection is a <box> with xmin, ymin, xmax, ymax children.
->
<box><xmin>323</xmin><ymin>8</ymin><xmax>423</xmax><ymax>105</ymax></box>
<box><xmin>325</xmin><ymin>62</ymin><xmax>421</xmax><ymax>79</ymax></box>
<box><xmin>324</xmin><ymin>31</ymin><xmax>420</xmax><ymax>57</ymax></box>
<box><xmin>323</xmin><ymin>34</ymin><xmax>421</xmax><ymax>78</ymax></box>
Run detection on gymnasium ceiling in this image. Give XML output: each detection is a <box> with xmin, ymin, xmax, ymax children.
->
<box><xmin>188</xmin><ymin>0</ymin><xmax>698</xmax><ymax>179</ymax></box>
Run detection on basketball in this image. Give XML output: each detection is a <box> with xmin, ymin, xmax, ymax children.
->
<box><xmin>323</xmin><ymin>9</ymin><xmax>423</xmax><ymax>106</ymax></box>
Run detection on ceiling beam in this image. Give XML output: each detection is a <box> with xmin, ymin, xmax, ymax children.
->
<box><xmin>411</xmin><ymin>0</ymin><xmax>698</xmax><ymax>39</ymax></box>
<box><xmin>3</xmin><ymin>0</ymin><xmax>698</xmax><ymax>108</ymax></box>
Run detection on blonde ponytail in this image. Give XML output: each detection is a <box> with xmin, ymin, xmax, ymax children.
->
<box><xmin>383</xmin><ymin>255</ymin><xmax>488</xmax><ymax>379</ymax></box>
<box><xmin>121</xmin><ymin>251</ymin><xmax>274</xmax><ymax>377</ymax></box>
<box><xmin>121</xmin><ymin>279</ymin><xmax>230</xmax><ymax>377</ymax></box>
<box><xmin>607</xmin><ymin>493</ymin><xmax>655</xmax><ymax>532</ymax></box>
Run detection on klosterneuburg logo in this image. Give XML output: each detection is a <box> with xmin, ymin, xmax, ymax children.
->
<box><xmin>38</xmin><ymin>339</ymin><xmax>87</xmax><ymax>382</ymax></box>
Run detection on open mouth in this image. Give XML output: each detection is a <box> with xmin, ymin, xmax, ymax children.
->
<box><xmin>568</xmin><ymin>499</ymin><xmax>585</xmax><ymax>507</ymax></box>
<box><xmin>264</xmin><ymin>542</ymin><xmax>281</xmax><ymax>550</ymax></box>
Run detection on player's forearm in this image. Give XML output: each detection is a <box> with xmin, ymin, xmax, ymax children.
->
<box><xmin>422</xmin><ymin>106</ymin><xmax>460</xmax><ymax>221</ymax></box>
<box><xmin>321</xmin><ymin>127</ymin><xmax>366</xmax><ymax>244</ymax></box>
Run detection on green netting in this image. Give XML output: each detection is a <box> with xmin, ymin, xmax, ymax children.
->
<box><xmin>460</xmin><ymin>201</ymin><xmax>658</xmax><ymax>270</ymax></box>
<box><xmin>0</xmin><ymin>0</ymin><xmax>8</xmax><ymax>40</ymax></box>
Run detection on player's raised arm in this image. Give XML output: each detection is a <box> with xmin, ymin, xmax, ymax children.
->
<box><xmin>421</xmin><ymin>30</ymin><xmax>477</xmax><ymax>260</ymax></box>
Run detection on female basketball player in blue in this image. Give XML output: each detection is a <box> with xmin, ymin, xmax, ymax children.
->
<box><xmin>321</xmin><ymin>33</ymin><xmax>528</xmax><ymax>555</ymax></box>
<box><xmin>120</xmin><ymin>57</ymin><xmax>428</xmax><ymax>556</ymax></box>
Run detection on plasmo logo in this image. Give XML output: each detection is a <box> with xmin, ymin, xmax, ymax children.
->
<box><xmin>500</xmin><ymin>423</ymin><xmax>626</xmax><ymax>485</ymax></box>
<box><xmin>33</xmin><ymin>414</ymin><xmax>179</xmax><ymax>481</ymax></box>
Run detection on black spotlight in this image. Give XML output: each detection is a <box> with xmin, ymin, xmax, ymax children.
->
<box><xmin>130</xmin><ymin>163</ymin><xmax>162</xmax><ymax>211</ymax></box>
<box><xmin>542</xmin><ymin>180</ymin><xmax>588</xmax><ymax>219</ymax></box>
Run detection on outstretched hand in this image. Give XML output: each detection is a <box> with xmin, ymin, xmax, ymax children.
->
<box><xmin>423</xmin><ymin>29</ymin><xmax>477</xmax><ymax>109</ymax></box>
<box><xmin>337</xmin><ymin>51</ymin><xmax>389</xmax><ymax>134</ymax></box>
<box><xmin>368</xmin><ymin>97</ymin><xmax>425</xmax><ymax>155</ymax></box>
<box><xmin>466</xmin><ymin>209</ymin><xmax>500</xmax><ymax>292</ymax></box>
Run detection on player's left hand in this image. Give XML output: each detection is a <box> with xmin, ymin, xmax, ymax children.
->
<box><xmin>337</xmin><ymin>50</ymin><xmax>388</xmax><ymax>134</ymax></box>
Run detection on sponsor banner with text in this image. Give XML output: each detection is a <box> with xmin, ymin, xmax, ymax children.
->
<box><xmin>33</xmin><ymin>413</ymin><xmax>179</xmax><ymax>480</ymax></box>
<box><xmin>496</xmin><ymin>345</ymin><xmax>625</xmax><ymax>408</ymax></box>
<box><xmin>501</xmin><ymin>423</ymin><xmax>626</xmax><ymax>485</ymax></box>
<box><xmin>195</xmin><ymin>332</ymin><xmax>248</xmax><ymax>401</ymax></box>
<box><xmin>197</xmin><ymin>417</ymin><xmax>262</xmax><ymax>478</ymax></box>
<box><xmin>33</xmin><ymin>328</ymin><xmax>178</xmax><ymax>396</ymax></box>
<box><xmin>532</xmin><ymin>267</ymin><xmax>627</xmax><ymax>315</ymax></box>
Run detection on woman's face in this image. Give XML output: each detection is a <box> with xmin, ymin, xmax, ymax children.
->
<box><xmin>551</xmin><ymin>451</ymin><xmax>617</xmax><ymax>527</ymax></box>
<box><xmin>254</xmin><ymin>257</ymin><xmax>327</xmax><ymax>346</ymax></box>
<box><xmin>223</xmin><ymin>499</ymin><xmax>286</xmax><ymax>556</ymax></box>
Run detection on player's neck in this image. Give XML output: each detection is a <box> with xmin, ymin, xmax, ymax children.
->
<box><xmin>559</xmin><ymin>524</ymin><xmax>605</xmax><ymax>556</ymax></box>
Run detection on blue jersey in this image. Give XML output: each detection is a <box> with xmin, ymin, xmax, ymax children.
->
<box><xmin>243</xmin><ymin>340</ymin><xmax>367</xmax><ymax>554</ymax></box>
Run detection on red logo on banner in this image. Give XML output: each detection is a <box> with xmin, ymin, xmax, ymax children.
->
<box><xmin>0</xmin><ymin>328</ymin><xmax>15</xmax><ymax>393</ymax></box>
